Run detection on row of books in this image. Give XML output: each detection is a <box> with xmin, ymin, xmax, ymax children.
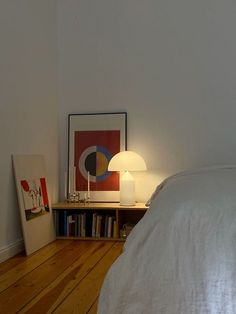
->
<box><xmin>55</xmin><ymin>211</ymin><xmax>118</xmax><ymax>238</ymax></box>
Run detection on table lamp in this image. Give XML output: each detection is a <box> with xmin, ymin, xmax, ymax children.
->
<box><xmin>108</xmin><ymin>150</ymin><xmax>147</xmax><ymax>206</ymax></box>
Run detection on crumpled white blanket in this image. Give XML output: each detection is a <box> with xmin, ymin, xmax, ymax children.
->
<box><xmin>98</xmin><ymin>166</ymin><xmax>236</xmax><ymax>314</ymax></box>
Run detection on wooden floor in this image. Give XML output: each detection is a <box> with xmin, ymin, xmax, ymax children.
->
<box><xmin>0</xmin><ymin>240</ymin><xmax>123</xmax><ymax>314</ymax></box>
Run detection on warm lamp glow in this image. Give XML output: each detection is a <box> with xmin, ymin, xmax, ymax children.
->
<box><xmin>108</xmin><ymin>151</ymin><xmax>147</xmax><ymax>206</ymax></box>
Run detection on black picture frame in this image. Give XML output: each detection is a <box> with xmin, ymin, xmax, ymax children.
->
<box><xmin>67</xmin><ymin>112</ymin><xmax>127</xmax><ymax>202</ymax></box>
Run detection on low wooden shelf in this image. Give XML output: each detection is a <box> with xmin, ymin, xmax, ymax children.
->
<box><xmin>52</xmin><ymin>202</ymin><xmax>148</xmax><ymax>241</ymax></box>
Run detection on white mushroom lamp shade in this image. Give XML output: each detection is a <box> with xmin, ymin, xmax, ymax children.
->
<box><xmin>108</xmin><ymin>151</ymin><xmax>147</xmax><ymax>206</ymax></box>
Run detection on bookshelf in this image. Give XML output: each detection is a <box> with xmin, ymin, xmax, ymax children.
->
<box><xmin>52</xmin><ymin>202</ymin><xmax>148</xmax><ymax>241</ymax></box>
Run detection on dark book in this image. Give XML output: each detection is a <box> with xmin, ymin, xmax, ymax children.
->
<box><xmin>63</xmin><ymin>211</ymin><xmax>67</xmax><ymax>236</ymax></box>
<box><xmin>104</xmin><ymin>215</ymin><xmax>109</xmax><ymax>237</ymax></box>
<box><xmin>81</xmin><ymin>213</ymin><xmax>86</xmax><ymax>237</ymax></box>
<box><xmin>57</xmin><ymin>211</ymin><xmax>65</xmax><ymax>236</ymax></box>
<box><xmin>92</xmin><ymin>213</ymin><xmax>97</xmax><ymax>237</ymax></box>
<box><xmin>85</xmin><ymin>212</ymin><xmax>93</xmax><ymax>237</ymax></box>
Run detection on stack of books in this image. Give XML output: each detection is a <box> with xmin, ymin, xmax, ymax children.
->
<box><xmin>55</xmin><ymin>211</ymin><xmax>118</xmax><ymax>239</ymax></box>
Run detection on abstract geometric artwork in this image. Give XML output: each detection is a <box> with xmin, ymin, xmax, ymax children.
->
<box><xmin>68</xmin><ymin>112</ymin><xmax>127</xmax><ymax>201</ymax></box>
<box><xmin>74</xmin><ymin>130</ymin><xmax>120</xmax><ymax>192</ymax></box>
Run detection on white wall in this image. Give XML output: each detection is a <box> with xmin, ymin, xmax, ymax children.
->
<box><xmin>58</xmin><ymin>0</ymin><xmax>236</xmax><ymax>202</ymax></box>
<box><xmin>0</xmin><ymin>1</ymin><xmax>58</xmax><ymax>261</ymax></box>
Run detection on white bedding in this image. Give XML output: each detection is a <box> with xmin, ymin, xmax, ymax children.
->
<box><xmin>98</xmin><ymin>166</ymin><xmax>236</xmax><ymax>314</ymax></box>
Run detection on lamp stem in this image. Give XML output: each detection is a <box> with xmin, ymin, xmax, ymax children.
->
<box><xmin>120</xmin><ymin>171</ymin><xmax>135</xmax><ymax>206</ymax></box>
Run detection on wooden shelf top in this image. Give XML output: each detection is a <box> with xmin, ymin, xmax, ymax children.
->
<box><xmin>52</xmin><ymin>201</ymin><xmax>148</xmax><ymax>211</ymax></box>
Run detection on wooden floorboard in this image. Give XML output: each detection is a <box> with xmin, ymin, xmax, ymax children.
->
<box><xmin>54</xmin><ymin>242</ymin><xmax>123</xmax><ymax>313</ymax></box>
<box><xmin>0</xmin><ymin>240</ymin><xmax>72</xmax><ymax>293</ymax></box>
<box><xmin>87</xmin><ymin>298</ymin><xmax>98</xmax><ymax>314</ymax></box>
<box><xmin>0</xmin><ymin>240</ymin><xmax>123</xmax><ymax>314</ymax></box>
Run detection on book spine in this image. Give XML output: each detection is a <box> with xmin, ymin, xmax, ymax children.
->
<box><xmin>113</xmin><ymin>220</ymin><xmax>118</xmax><ymax>238</ymax></box>
<box><xmin>54</xmin><ymin>211</ymin><xmax>58</xmax><ymax>236</ymax></box>
<box><xmin>104</xmin><ymin>215</ymin><xmax>108</xmax><ymax>238</ymax></box>
<box><xmin>107</xmin><ymin>216</ymin><xmax>113</xmax><ymax>238</ymax></box>
<box><xmin>63</xmin><ymin>211</ymin><xmax>67</xmax><ymax>236</ymax></box>
<box><xmin>95</xmin><ymin>215</ymin><xmax>102</xmax><ymax>237</ymax></box>
<box><xmin>81</xmin><ymin>213</ymin><xmax>86</xmax><ymax>237</ymax></box>
<box><xmin>67</xmin><ymin>215</ymin><xmax>71</xmax><ymax>236</ymax></box>
<box><xmin>92</xmin><ymin>213</ymin><xmax>97</xmax><ymax>237</ymax></box>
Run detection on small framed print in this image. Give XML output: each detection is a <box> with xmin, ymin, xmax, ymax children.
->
<box><xmin>68</xmin><ymin>112</ymin><xmax>127</xmax><ymax>202</ymax></box>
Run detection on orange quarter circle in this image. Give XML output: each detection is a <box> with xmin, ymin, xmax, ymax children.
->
<box><xmin>96</xmin><ymin>152</ymin><xmax>108</xmax><ymax>176</ymax></box>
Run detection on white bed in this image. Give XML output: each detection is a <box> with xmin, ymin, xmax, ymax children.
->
<box><xmin>98</xmin><ymin>166</ymin><xmax>236</xmax><ymax>314</ymax></box>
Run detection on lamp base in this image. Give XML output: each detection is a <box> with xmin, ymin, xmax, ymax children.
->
<box><xmin>120</xmin><ymin>200</ymin><xmax>136</xmax><ymax>206</ymax></box>
<box><xmin>120</xmin><ymin>171</ymin><xmax>135</xmax><ymax>206</ymax></box>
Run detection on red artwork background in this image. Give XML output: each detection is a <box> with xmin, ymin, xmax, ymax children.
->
<box><xmin>74</xmin><ymin>130</ymin><xmax>120</xmax><ymax>191</ymax></box>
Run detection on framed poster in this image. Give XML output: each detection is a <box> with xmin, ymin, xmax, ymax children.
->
<box><xmin>68</xmin><ymin>112</ymin><xmax>127</xmax><ymax>202</ymax></box>
<box><xmin>12</xmin><ymin>155</ymin><xmax>55</xmax><ymax>255</ymax></box>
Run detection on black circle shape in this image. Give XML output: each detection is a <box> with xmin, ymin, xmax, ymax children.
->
<box><xmin>85</xmin><ymin>152</ymin><xmax>97</xmax><ymax>176</ymax></box>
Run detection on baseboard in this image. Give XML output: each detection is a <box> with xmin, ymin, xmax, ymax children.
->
<box><xmin>0</xmin><ymin>238</ymin><xmax>24</xmax><ymax>263</ymax></box>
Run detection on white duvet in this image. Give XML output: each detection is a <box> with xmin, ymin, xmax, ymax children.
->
<box><xmin>98</xmin><ymin>166</ymin><xmax>236</xmax><ymax>314</ymax></box>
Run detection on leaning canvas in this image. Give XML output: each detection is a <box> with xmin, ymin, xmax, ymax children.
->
<box><xmin>12</xmin><ymin>155</ymin><xmax>55</xmax><ymax>255</ymax></box>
